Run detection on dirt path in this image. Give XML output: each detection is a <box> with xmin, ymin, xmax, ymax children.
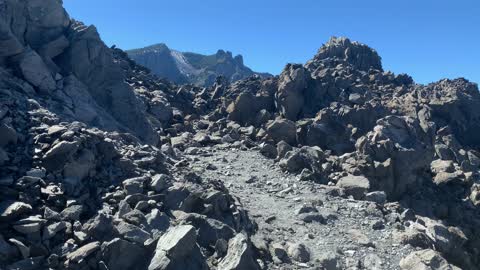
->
<box><xmin>188</xmin><ymin>145</ymin><xmax>416</xmax><ymax>269</ymax></box>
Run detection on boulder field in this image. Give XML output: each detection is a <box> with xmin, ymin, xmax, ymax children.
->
<box><xmin>0</xmin><ymin>0</ymin><xmax>479</xmax><ymax>269</ymax></box>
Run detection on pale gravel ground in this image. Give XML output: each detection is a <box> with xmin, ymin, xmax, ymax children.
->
<box><xmin>187</xmin><ymin>145</ymin><xmax>417</xmax><ymax>270</ymax></box>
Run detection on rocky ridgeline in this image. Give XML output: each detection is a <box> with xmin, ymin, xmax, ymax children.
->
<box><xmin>126</xmin><ymin>43</ymin><xmax>272</xmax><ymax>87</ymax></box>
<box><xmin>0</xmin><ymin>0</ymin><xmax>479</xmax><ymax>270</ymax></box>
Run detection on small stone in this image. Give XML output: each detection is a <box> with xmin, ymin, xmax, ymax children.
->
<box><xmin>0</xmin><ymin>201</ymin><xmax>32</xmax><ymax>221</ymax></box>
<box><xmin>44</xmin><ymin>207</ymin><xmax>61</xmax><ymax>221</ymax></box>
<box><xmin>265</xmin><ymin>215</ymin><xmax>276</xmax><ymax>223</ymax></box>
<box><xmin>115</xmin><ymin>221</ymin><xmax>151</xmax><ymax>245</ymax></box>
<box><xmin>47</xmin><ymin>125</ymin><xmax>67</xmax><ymax>136</ymax></box>
<box><xmin>400</xmin><ymin>249</ymin><xmax>461</xmax><ymax>270</ymax></box>
<box><xmin>371</xmin><ymin>220</ymin><xmax>385</xmax><ymax>230</ymax></box>
<box><xmin>150</xmin><ymin>174</ymin><xmax>171</xmax><ymax>192</ymax></box>
<box><xmin>123</xmin><ymin>176</ymin><xmax>147</xmax><ymax>195</ymax></box>
<box><xmin>246</xmin><ymin>176</ymin><xmax>258</xmax><ymax>184</ymax></box>
<box><xmin>26</xmin><ymin>168</ymin><xmax>46</xmax><ymax>178</ymax></box>
<box><xmin>298</xmin><ymin>213</ymin><xmax>325</xmax><ymax>223</ymax></box>
<box><xmin>400</xmin><ymin>209</ymin><xmax>415</xmax><ymax>221</ymax></box>
<box><xmin>317</xmin><ymin>251</ymin><xmax>339</xmax><ymax>270</ymax></box>
<box><xmin>66</xmin><ymin>241</ymin><xmax>100</xmax><ymax>263</ymax></box>
<box><xmin>135</xmin><ymin>201</ymin><xmax>150</xmax><ymax>211</ymax></box>
<box><xmin>214</xmin><ymin>239</ymin><xmax>228</xmax><ymax>258</ymax></box>
<box><xmin>8</xmin><ymin>238</ymin><xmax>30</xmax><ymax>258</ymax></box>
<box><xmin>13</xmin><ymin>216</ymin><xmax>46</xmax><ymax>234</ymax></box>
<box><xmin>287</xmin><ymin>243</ymin><xmax>310</xmax><ymax>263</ymax></box>
<box><xmin>61</xmin><ymin>205</ymin><xmax>84</xmax><ymax>221</ymax></box>
<box><xmin>270</xmin><ymin>243</ymin><xmax>288</xmax><ymax>263</ymax></box>
<box><xmin>365</xmin><ymin>191</ymin><xmax>387</xmax><ymax>204</ymax></box>
<box><xmin>337</xmin><ymin>175</ymin><xmax>370</xmax><ymax>200</ymax></box>
<box><xmin>218</xmin><ymin>233</ymin><xmax>260</xmax><ymax>270</ymax></box>
<box><xmin>43</xmin><ymin>222</ymin><xmax>68</xmax><ymax>240</ymax></box>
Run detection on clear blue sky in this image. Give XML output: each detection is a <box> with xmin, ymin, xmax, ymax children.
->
<box><xmin>64</xmin><ymin>0</ymin><xmax>479</xmax><ymax>85</ymax></box>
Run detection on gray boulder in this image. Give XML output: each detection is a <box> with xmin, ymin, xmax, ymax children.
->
<box><xmin>15</xmin><ymin>49</ymin><xmax>56</xmax><ymax>93</ymax></box>
<box><xmin>149</xmin><ymin>97</ymin><xmax>174</xmax><ymax>123</ymax></box>
<box><xmin>266</xmin><ymin>119</ymin><xmax>297</xmax><ymax>145</ymax></box>
<box><xmin>356</xmin><ymin>116</ymin><xmax>434</xmax><ymax>198</ymax></box>
<box><xmin>23</xmin><ymin>0</ymin><xmax>70</xmax><ymax>48</ymax></box>
<box><xmin>287</xmin><ymin>243</ymin><xmax>310</xmax><ymax>263</ymax></box>
<box><xmin>279</xmin><ymin>146</ymin><xmax>324</xmax><ymax>174</ymax></box>
<box><xmin>218</xmin><ymin>233</ymin><xmax>260</xmax><ymax>270</ymax></box>
<box><xmin>227</xmin><ymin>92</ymin><xmax>258</xmax><ymax>125</ymax></box>
<box><xmin>148</xmin><ymin>225</ymin><xmax>209</xmax><ymax>270</ymax></box>
<box><xmin>101</xmin><ymin>238</ymin><xmax>148</xmax><ymax>270</ymax></box>
<box><xmin>336</xmin><ymin>175</ymin><xmax>370</xmax><ymax>200</ymax></box>
<box><xmin>0</xmin><ymin>201</ymin><xmax>32</xmax><ymax>222</ymax></box>
<box><xmin>178</xmin><ymin>213</ymin><xmax>234</xmax><ymax>249</ymax></box>
<box><xmin>42</xmin><ymin>141</ymin><xmax>79</xmax><ymax>171</ymax></box>
<box><xmin>399</xmin><ymin>249</ymin><xmax>461</xmax><ymax>270</ymax></box>
<box><xmin>115</xmin><ymin>221</ymin><xmax>151</xmax><ymax>245</ymax></box>
<box><xmin>66</xmin><ymin>241</ymin><xmax>100</xmax><ymax>264</ymax></box>
<box><xmin>275</xmin><ymin>64</ymin><xmax>309</xmax><ymax>120</ymax></box>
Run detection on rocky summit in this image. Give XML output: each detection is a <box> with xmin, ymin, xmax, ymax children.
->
<box><xmin>0</xmin><ymin>1</ymin><xmax>479</xmax><ymax>270</ymax></box>
<box><xmin>127</xmin><ymin>43</ymin><xmax>272</xmax><ymax>87</ymax></box>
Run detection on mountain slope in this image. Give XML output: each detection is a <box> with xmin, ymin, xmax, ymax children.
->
<box><xmin>127</xmin><ymin>43</ymin><xmax>272</xmax><ymax>86</ymax></box>
<box><xmin>1</xmin><ymin>0</ymin><xmax>480</xmax><ymax>269</ymax></box>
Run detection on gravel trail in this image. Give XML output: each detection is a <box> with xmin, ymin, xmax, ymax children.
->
<box><xmin>188</xmin><ymin>146</ymin><xmax>416</xmax><ymax>269</ymax></box>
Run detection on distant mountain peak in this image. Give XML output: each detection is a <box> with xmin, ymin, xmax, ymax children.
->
<box><xmin>127</xmin><ymin>44</ymin><xmax>272</xmax><ymax>87</ymax></box>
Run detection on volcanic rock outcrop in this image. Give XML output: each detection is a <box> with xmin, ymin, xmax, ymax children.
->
<box><xmin>1</xmin><ymin>1</ymin><xmax>479</xmax><ymax>269</ymax></box>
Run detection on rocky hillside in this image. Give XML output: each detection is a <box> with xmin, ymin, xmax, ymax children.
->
<box><xmin>1</xmin><ymin>0</ymin><xmax>480</xmax><ymax>270</ymax></box>
<box><xmin>127</xmin><ymin>43</ymin><xmax>272</xmax><ymax>87</ymax></box>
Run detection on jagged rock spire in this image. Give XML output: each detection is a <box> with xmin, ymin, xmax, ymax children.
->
<box><xmin>306</xmin><ymin>36</ymin><xmax>383</xmax><ymax>72</ymax></box>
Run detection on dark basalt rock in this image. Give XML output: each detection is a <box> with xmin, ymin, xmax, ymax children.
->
<box><xmin>0</xmin><ymin>0</ymin><xmax>479</xmax><ymax>269</ymax></box>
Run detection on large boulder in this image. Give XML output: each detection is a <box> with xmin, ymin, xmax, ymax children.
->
<box><xmin>218</xmin><ymin>233</ymin><xmax>260</xmax><ymax>270</ymax></box>
<box><xmin>178</xmin><ymin>213</ymin><xmax>234</xmax><ymax>249</ymax></box>
<box><xmin>356</xmin><ymin>116</ymin><xmax>435</xmax><ymax>198</ymax></box>
<box><xmin>101</xmin><ymin>238</ymin><xmax>148</xmax><ymax>270</ymax></box>
<box><xmin>336</xmin><ymin>175</ymin><xmax>370</xmax><ymax>200</ymax></box>
<box><xmin>148</xmin><ymin>225</ymin><xmax>208</xmax><ymax>270</ymax></box>
<box><xmin>15</xmin><ymin>49</ymin><xmax>56</xmax><ymax>93</ymax></box>
<box><xmin>0</xmin><ymin>201</ymin><xmax>32</xmax><ymax>222</ymax></box>
<box><xmin>23</xmin><ymin>0</ymin><xmax>70</xmax><ymax>48</ymax></box>
<box><xmin>149</xmin><ymin>96</ymin><xmax>173</xmax><ymax>123</ymax></box>
<box><xmin>275</xmin><ymin>64</ymin><xmax>309</xmax><ymax>120</ymax></box>
<box><xmin>42</xmin><ymin>141</ymin><xmax>80</xmax><ymax>171</ymax></box>
<box><xmin>399</xmin><ymin>249</ymin><xmax>461</xmax><ymax>270</ymax></box>
<box><xmin>279</xmin><ymin>146</ymin><xmax>325</xmax><ymax>174</ymax></box>
<box><xmin>296</xmin><ymin>111</ymin><xmax>355</xmax><ymax>155</ymax></box>
<box><xmin>266</xmin><ymin>119</ymin><xmax>297</xmax><ymax>145</ymax></box>
<box><xmin>227</xmin><ymin>92</ymin><xmax>258</xmax><ymax>125</ymax></box>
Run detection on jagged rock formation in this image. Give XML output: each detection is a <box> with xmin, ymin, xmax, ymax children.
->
<box><xmin>1</xmin><ymin>1</ymin><xmax>480</xmax><ymax>269</ymax></box>
<box><xmin>127</xmin><ymin>43</ymin><xmax>272</xmax><ymax>87</ymax></box>
<box><xmin>0</xmin><ymin>1</ymin><xmax>255</xmax><ymax>270</ymax></box>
